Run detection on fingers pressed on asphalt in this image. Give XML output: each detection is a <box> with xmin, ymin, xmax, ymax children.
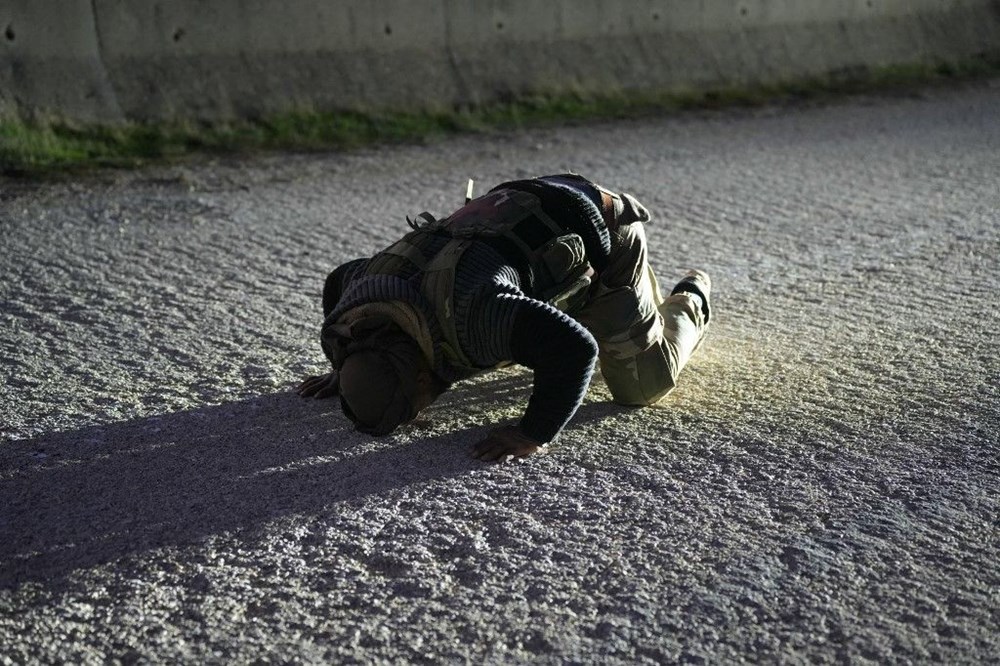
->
<box><xmin>297</xmin><ymin>375</ymin><xmax>322</xmax><ymax>393</ymax></box>
<box><xmin>300</xmin><ymin>375</ymin><xmax>330</xmax><ymax>393</ymax></box>
<box><xmin>314</xmin><ymin>382</ymin><xmax>339</xmax><ymax>399</ymax></box>
<box><xmin>473</xmin><ymin>438</ymin><xmax>537</xmax><ymax>462</ymax></box>
<box><xmin>472</xmin><ymin>441</ymin><xmax>499</xmax><ymax>461</ymax></box>
<box><xmin>298</xmin><ymin>372</ymin><xmax>339</xmax><ymax>398</ymax></box>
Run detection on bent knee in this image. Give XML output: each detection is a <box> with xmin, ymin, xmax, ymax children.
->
<box><xmin>611</xmin><ymin>387</ymin><xmax>673</xmax><ymax>407</ymax></box>
<box><xmin>601</xmin><ymin>342</ymin><xmax>678</xmax><ymax>406</ymax></box>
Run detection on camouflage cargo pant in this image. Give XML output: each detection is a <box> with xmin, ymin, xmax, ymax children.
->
<box><xmin>574</xmin><ymin>222</ymin><xmax>709</xmax><ymax>406</ymax></box>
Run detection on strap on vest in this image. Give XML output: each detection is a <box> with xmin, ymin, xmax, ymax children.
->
<box><xmin>421</xmin><ymin>238</ymin><xmax>475</xmax><ymax>368</ymax></box>
<box><xmin>380</xmin><ymin>238</ymin><xmax>430</xmax><ymax>271</ymax></box>
<box><xmin>407</xmin><ymin>212</ymin><xmax>437</xmax><ymax>230</ymax></box>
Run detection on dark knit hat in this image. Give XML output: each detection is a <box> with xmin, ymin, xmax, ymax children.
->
<box><xmin>336</xmin><ymin>324</ymin><xmax>428</xmax><ymax>435</ymax></box>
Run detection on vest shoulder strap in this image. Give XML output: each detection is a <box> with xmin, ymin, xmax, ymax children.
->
<box><xmin>420</xmin><ymin>238</ymin><xmax>475</xmax><ymax>369</ymax></box>
<box><xmin>364</xmin><ymin>228</ymin><xmax>435</xmax><ymax>277</ymax></box>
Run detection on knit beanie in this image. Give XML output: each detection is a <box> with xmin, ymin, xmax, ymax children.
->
<box><xmin>337</xmin><ymin>327</ymin><xmax>426</xmax><ymax>435</ymax></box>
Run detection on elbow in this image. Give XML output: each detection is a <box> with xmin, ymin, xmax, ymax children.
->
<box><xmin>568</xmin><ymin>329</ymin><xmax>599</xmax><ymax>380</ymax></box>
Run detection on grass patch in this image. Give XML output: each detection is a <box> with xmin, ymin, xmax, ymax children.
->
<box><xmin>0</xmin><ymin>112</ymin><xmax>469</xmax><ymax>175</ymax></box>
<box><xmin>3</xmin><ymin>53</ymin><xmax>998</xmax><ymax>176</ymax></box>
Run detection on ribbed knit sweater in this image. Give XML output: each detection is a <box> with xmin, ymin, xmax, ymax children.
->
<box><xmin>322</xmin><ymin>236</ymin><xmax>598</xmax><ymax>443</ymax></box>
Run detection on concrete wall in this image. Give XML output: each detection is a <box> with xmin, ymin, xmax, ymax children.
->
<box><xmin>2</xmin><ymin>0</ymin><xmax>999</xmax><ymax>124</ymax></box>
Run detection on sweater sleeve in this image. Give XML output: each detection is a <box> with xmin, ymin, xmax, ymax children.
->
<box><xmin>319</xmin><ymin>258</ymin><xmax>368</xmax><ymax>366</ymax></box>
<box><xmin>322</xmin><ymin>258</ymin><xmax>368</xmax><ymax>317</ymax></box>
<box><xmin>505</xmin><ymin>295</ymin><xmax>598</xmax><ymax>443</ymax></box>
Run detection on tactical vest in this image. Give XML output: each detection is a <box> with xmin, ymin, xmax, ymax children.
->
<box><xmin>360</xmin><ymin>187</ymin><xmax>596</xmax><ymax>368</ymax></box>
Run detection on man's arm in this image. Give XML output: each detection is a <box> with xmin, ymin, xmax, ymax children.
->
<box><xmin>300</xmin><ymin>258</ymin><xmax>368</xmax><ymax>400</ymax></box>
<box><xmin>323</xmin><ymin>258</ymin><xmax>368</xmax><ymax>317</ymax></box>
<box><xmin>473</xmin><ymin>294</ymin><xmax>598</xmax><ymax>460</ymax></box>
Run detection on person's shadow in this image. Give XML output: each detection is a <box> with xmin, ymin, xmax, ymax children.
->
<box><xmin>1</xmin><ymin>371</ymin><xmax>608</xmax><ymax>589</ymax></box>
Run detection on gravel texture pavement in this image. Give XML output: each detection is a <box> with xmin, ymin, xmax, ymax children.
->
<box><xmin>1</xmin><ymin>81</ymin><xmax>998</xmax><ymax>663</ymax></box>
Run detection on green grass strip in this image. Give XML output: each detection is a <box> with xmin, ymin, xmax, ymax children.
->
<box><xmin>2</xmin><ymin>54</ymin><xmax>998</xmax><ymax>176</ymax></box>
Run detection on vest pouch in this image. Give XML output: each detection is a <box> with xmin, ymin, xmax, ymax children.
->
<box><xmin>548</xmin><ymin>274</ymin><xmax>593</xmax><ymax>312</ymax></box>
<box><xmin>535</xmin><ymin>234</ymin><xmax>593</xmax><ymax>312</ymax></box>
<box><xmin>538</xmin><ymin>233</ymin><xmax>587</xmax><ymax>285</ymax></box>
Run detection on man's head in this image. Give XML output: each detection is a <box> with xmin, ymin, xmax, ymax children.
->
<box><xmin>336</xmin><ymin>324</ymin><xmax>444</xmax><ymax>435</ymax></box>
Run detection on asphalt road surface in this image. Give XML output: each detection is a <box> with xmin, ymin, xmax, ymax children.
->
<box><xmin>2</xmin><ymin>81</ymin><xmax>998</xmax><ymax>663</ymax></box>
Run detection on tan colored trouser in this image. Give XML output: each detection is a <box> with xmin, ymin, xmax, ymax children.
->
<box><xmin>574</xmin><ymin>223</ymin><xmax>708</xmax><ymax>406</ymax></box>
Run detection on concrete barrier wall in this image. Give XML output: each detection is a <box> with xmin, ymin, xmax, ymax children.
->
<box><xmin>2</xmin><ymin>0</ymin><xmax>999</xmax><ymax>124</ymax></box>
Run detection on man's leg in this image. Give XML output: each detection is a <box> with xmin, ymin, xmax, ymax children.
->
<box><xmin>575</xmin><ymin>222</ymin><xmax>710</xmax><ymax>406</ymax></box>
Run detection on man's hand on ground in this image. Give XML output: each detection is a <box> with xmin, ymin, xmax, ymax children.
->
<box><xmin>297</xmin><ymin>371</ymin><xmax>339</xmax><ymax>399</ymax></box>
<box><xmin>473</xmin><ymin>426</ymin><xmax>544</xmax><ymax>462</ymax></box>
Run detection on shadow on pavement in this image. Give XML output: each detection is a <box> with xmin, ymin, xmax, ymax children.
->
<box><xmin>0</xmin><ymin>382</ymin><xmax>509</xmax><ymax>589</ymax></box>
